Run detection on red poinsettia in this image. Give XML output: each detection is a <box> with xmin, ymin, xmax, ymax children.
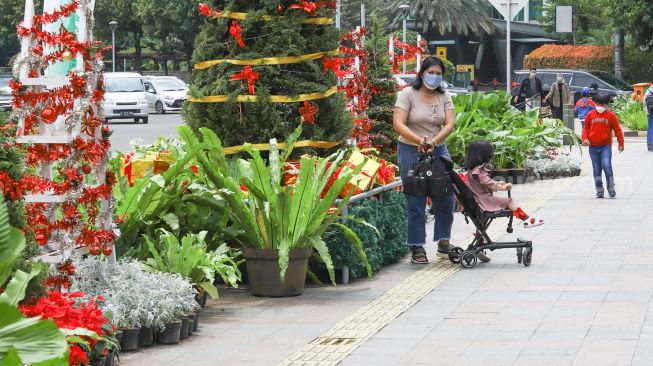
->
<box><xmin>299</xmin><ymin>101</ymin><xmax>319</xmax><ymax>124</ymax></box>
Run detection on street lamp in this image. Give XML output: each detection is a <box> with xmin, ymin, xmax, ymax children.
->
<box><xmin>398</xmin><ymin>4</ymin><xmax>410</xmax><ymax>74</ymax></box>
<box><xmin>109</xmin><ymin>21</ymin><xmax>118</xmax><ymax>72</ymax></box>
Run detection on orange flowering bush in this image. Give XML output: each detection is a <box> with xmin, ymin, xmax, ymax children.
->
<box><xmin>524</xmin><ymin>44</ymin><xmax>614</xmax><ymax>72</ymax></box>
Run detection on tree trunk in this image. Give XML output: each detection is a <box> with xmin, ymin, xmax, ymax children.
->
<box><xmin>614</xmin><ymin>28</ymin><xmax>624</xmax><ymax>79</ymax></box>
<box><xmin>133</xmin><ymin>31</ymin><xmax>142</xmax><ymax>74</ymax></box>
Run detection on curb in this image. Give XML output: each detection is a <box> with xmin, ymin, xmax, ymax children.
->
<box><xmin>623</xmin><ymin>130</ymin><xmax>647</xmax><ymax>137</ymax></box>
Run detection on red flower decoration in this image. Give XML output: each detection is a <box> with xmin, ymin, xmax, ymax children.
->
<box><xmin>290</xmin><ymin>1</ymin><xmax>318</xmax><ymax>16</ymax></box>
<box><xmin>230</xmin><ymin>66</ymin><xmax>260</xmax><ymax>95</ymax></box>
<box><xmin>198</xmin><ymin>3</ymin><xmax>211</xmax><ymax>16</ymax></box>
<box><xmin>229</xmin><ymin>20</ymin><xmax>245</xmax><ymax>48</ymax></box>
<box><xmin>299</xmin><ymin>101</ymin><xmax>319</xmax><ymax>124</ymax></box>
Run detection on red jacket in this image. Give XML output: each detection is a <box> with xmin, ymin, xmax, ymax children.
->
<box><xmin>582</xmin><ymin>109</ymin><xmax>624</xmax><ymax>147</ymax></box>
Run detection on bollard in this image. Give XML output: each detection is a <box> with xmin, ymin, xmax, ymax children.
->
<box><xmin>562</xmin><ymin>102</ymin><xmax>575</xmax><ymax>145</ymax></box>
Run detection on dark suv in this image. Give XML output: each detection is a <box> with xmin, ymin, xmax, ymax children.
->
<box><xmin>0</xmin><ymin>76</ymin><xmax>12</xmax><ymax>111</ymax></box>
<box><xmin>514</xmin><ymin>69</ymin><xmax>632</xmax><ymax>103</ymax></box>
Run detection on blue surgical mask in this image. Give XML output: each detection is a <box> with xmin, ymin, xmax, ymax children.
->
<box><xmin>423</xmin><ymin>74</ymin><xmax>442</xmax><ymax>90</ymax></box>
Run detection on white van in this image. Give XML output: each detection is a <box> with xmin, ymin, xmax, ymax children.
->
<box><xmin>103</xmin><ymin>72</ymin><xmax>149</xmax><ymax>124</ymax></box>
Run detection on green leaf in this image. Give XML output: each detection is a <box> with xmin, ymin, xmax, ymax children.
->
<box><xmin>309</xmin><ymin>237</ymin><xmax>336</xmax><ymax>285</ymax></box>
<box><xmin>1</xmin><ymin>348</ymin><xmax>21</xmax><ymax>366</ymax></box>
<box><xmin>333</xmin><ymin>223</ymin><xmax>372</xmax><ymax>278</ymax></box>
<box><xmin>160</xmin><ymin>212</ymin><xmax>180</xmax><ymax>232</ymax></box>
<box><xmin>0</xmin><ymin>265</ymin><xmax>43</xmax><ymax>306</ymax></box>
<box><xmin>198</xmin><ymin>281</ymin><xmax>219</xmax><ymax>300</ymax></box>
<box><xmin>0</xmin><ymin>304</ymin><xmax>67</xmax><ymax>364</ymax></box>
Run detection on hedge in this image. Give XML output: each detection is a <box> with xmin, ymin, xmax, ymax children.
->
<box><xmin>523</xmin><ymin>44</ymin><xmax>614</xmax><ymax>73</ymax></box>
<box><xmin>313</xmin><ymin>190</ymin><xmax>409</xmax><ymax>281</ymax></box>
<box><xmin>624</xmin><ymin>48</ymin><xmax>653</xmax><ymax>84</ymax></box>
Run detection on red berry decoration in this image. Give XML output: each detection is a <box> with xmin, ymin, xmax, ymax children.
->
<box><xmin>40</xmin><ymin>108</ymin><xmax>57</xmax><ymax>123</ymax></box>
<box><xmin>277</xmin><ymin>5</ymin><xmax>283</xmax><ymax>11</ymax></box>
<box><xmin>102</xmin><ymin>246</ymin><xmax>113</xmax><ymax>256</ymax></box>
<box><xmin>36</xmin><ymin>234</ymin><xmax>48</xmax><ymax>245</ymax></box>
<box><xmin>33</xmin><ymin>44</ymin><xmax>43</xmax><ymax>56</ymax></box>
<box><xmin>81</xmin><ymin>165</ymin><xmax>91</xmax><ymax>174</ymax></box>
<box><xmin>89</xmin><ymin>246</ymin><xmax>101</xmax><ymax>256</ymax></box>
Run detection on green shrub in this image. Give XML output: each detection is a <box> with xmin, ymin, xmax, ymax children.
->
<box><xmin>317</xmin><ymin>190</ymin><xmax>408</xmax><ymax>280</ymax></box>
<box><xmin>612</xmin><ymin>95</ymin><xmax>648</xmax><ymax>131</ymax></box>
<box><xmin>624</xmin><ymin>48</ymin><xmax>653</xmax><ymax>84</ymax></box>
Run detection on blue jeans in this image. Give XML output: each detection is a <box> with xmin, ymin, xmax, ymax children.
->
<box><xmin>588</xmin><ymin>145</ymin><xmax>614</xmax><ymax>191</ymax></box>
<box><xmin>648</xmin><ymin>114</ymin><xmax>653</xmax><ymax>151</ymax></box>
<box><xmin>398</xmin><ymin>142</ymin><xmax>455</xmax><ymax>246</ymax></box>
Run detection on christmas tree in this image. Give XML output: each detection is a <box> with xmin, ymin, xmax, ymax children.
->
<box><xmin>184</xmin><ymin>1</ymin><xmax>352</xmax><ymax>151</ymax></box>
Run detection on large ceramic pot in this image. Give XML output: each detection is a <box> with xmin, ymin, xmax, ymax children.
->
<box><xmin>155</xmin><ymin>321</ymin><xmax>182</xmax><ymax>345</ymax></box>
<box><xmin>243</xmin><ymin>247</ymin><xmax>312</xmax><ymax>297</ymax></box>
<box><xmin>119</xmin><ymin>328</ymin><xmax>140</xmax><ymax>351</ymax></box>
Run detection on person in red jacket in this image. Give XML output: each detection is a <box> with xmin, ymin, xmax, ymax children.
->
<box><xmin>582</xmin><ymin>93</ymin><xmax>625</xmax><ymax>198</ymax></box>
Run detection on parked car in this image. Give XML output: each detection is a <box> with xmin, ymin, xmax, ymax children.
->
<box><xmin>143</xmin><ymin>75</ymin><xmax>188</xmax><ymax>89</ymax></box>
<box><xmin>103</xmin><ymin>72</ymin><xmax>149</xmax><ymax>124</ymax></box>
<box><xmin>144</xmin><ymin>78</ymin><xmax>188</xmax><ymax>114</ymax></box>
<box><xmin>393</xmin><ymin>74</ymin><xmax>469</xmax><ymax>96</ymax></box>
<box><xmin>514</xmin><ymin>69</ymin><xmax>632</xmax><ymax>103</ymax></box>
<box><xmin>0</xmin><ymin>76</ymin><xmax>12</xmax><ymax>111</ymax></box>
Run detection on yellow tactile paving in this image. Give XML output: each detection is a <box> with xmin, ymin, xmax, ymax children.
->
<box><xmin>279</xmin><ymin>166</ymin><xmax>589</xmax><ymax>366</ymax></box>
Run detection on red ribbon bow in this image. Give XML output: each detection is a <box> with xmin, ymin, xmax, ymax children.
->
<box><xmin>377</xmin><ymin>160</ymin><xmax>395</xmax><ymax>185</ymax></box>
<box><xmin>229</xmin><ymin>20</ymin><xmax>245</xmax><ymax>48</ymax></box>
<box><xmin>290</xmin><ymin>1</ymin><xmax>318</xmax><ymax>16</ymax></box>
<box><xmin>230</xmin><ymin>66</ymin><xmax>260</xmax><ymax>95</ymax></box>
<box><xmin>299</xmin><ymin>101</ymin><xmax>319</xmax><ymax>124</ymax></box>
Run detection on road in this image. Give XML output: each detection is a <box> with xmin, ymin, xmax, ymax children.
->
<box><xmin>107</xmin><ymin>112</ymin><xmax>184</xmax><ymax>153</ymax></box>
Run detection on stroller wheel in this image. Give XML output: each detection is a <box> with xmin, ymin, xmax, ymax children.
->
<box><xmin>460</xmin><ymin>251</ymin><xmax>478</xmax><ymax>269</ymax></box>
<box><xmin>516</xmin><ymin>248</ymin><xmax>523</xmax><ymax>264</ymax></box>
<box><xmin>448</xmin><ymin>247</ymin><xmax>463</xmax><ymax>263</ymax></box>
<box><xmin>523</xmin><ymin>249</ymin><xmax>532</xmax><ymax>267</ymax></box>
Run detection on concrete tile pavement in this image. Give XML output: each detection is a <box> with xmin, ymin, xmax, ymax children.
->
<box><xmin>343</xmin><ymin>138</ymin><xmax>653</xmax><ymax>365</ymax></box>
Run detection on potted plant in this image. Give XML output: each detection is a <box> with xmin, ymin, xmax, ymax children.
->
<box><xmin>149</xmin><ymin>273</ymin><xmax>199</xmax><ymax>344</ymax></box>
<box><xmin>179</xmin><ymin>126</ymin><xmax>372</xmax><ymax>297</ymax></box>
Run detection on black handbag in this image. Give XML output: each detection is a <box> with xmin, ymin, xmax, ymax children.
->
<box><xmin>403</xmin><ymin>153</ymin><xmax>452</xmax><ymax>197</ymax></box>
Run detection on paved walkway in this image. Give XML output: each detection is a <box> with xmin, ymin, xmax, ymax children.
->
<box><xmin>120</xmin><ymin>137</ymin><xmax>652</xmax><ymax>366</ymax></box>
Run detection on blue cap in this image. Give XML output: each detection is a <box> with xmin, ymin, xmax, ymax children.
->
<box><xmin>581</xmin><ymin>87</ymin><xmax>591</xmax><ymax>96</ymax></box>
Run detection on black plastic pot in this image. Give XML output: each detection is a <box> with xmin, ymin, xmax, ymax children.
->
<box><xmin>188</xmin><ymin>318</ymin><xmax>194</xmax><ymax>336</ymax></box>
<box><xmin>180</xmin><ymin>317</ymin><xmax>190</xmax><ymax>340</ymax></box>
<box><xmin>243</xmin><ymin>247</ymin><xmax>313</xmax><ymax>297</ymax></box>
<box><xmin>105</xmin><ymin>351</ymin><xmax>115</xmax><ymax>366</ymax></box>
<box><xmin>193</xmin><ymin>312</ymin><xmax>199</xmax><ymax>332</ymax></box>
<box><xmin>90</xmin><ymin>356</ymin><xmax>105</xmax><ymax>366</ymax></box>
<box><xmin>119</xmin><ymin>328</ymin><xmax>140</xmax><ymax>352</ymax></box>
<box><xmin>137</xmin><ymin>326</ymin><xmax>154</xmax><ymax>347</ymax></box>
<box><xmin>155</xmin><ymin>321</ymin><xmax>182</xmax><ymax>344</ymax></box>
<box><xmin>199</xmin><ymin>291</ymin><xmax>207</xmax><ymax>307</ymax></box>
<box><xmin>115</xmin><ymin>330</ymin><xmax>123</xmax><ymax>345</ymax></box>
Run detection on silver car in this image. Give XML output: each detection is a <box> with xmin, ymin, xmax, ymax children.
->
<box><xmin>0</xmin><ymin>76</ymin><xmax>12</xmax><ymax>111</ymax></box>
<box><xmin>144</xmin><ymin>78</ymin><xmax>188</xmax><ymax>114</ymax></box>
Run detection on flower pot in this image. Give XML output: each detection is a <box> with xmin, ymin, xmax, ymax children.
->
<box><xmin>199</xmin><ymin>291</ymin><xmax>208</xmax><ymax>307</ymax></box>
<box><xmin>138</xmin><ymin>326</ymin><xmax>154</xmax><ymax>347</ymax></box>
<box><xmin>187</xmin><ymin>318</ymin><xmax>194</xmax><ymax>337</ymax></box>
<box><xmin>180</xmin><ymin>317</ymin><xmax>190</xmax><ymax>340</ymax></box>
<box><xmin>105</xmin><ymin>351</ymin><xmax>115</xmax><ymax>366</ymax></box>
<box><xmin>115</xmin><ymin>330</ymin><xmax>123</xmax><ymax>345</ymax></box>
<box><xmin>243</xmin><ymin>247</ymin><xmax>313</xmax><ymax>297</ymax></box>
<box><xmin>90</xmin><ymin>356</ymin><xmax>105</xmax><ymax>366</ymax></box>
<box><xmin>193</xmin><ymin>312</ymin><xmax>199</xmax><ymax>332</ymax></box>
<box><xmin>119</xmin><ymin>328</ymin><xmax>140</xmax><ymax>352</ymax></box>
<box><xmin>155</xmin><ymin>321</ymin><xmax>182</xmax><ymax>345</ymax></box>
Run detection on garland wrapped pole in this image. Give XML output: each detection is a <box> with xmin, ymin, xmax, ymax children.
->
<box><xmin>8</xmin><ymin>0</ymin><xmax>116</xmax><ymax>288</ymax></box>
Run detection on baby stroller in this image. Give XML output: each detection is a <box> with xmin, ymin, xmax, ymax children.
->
<box><xmin>440</xmin><ymin>156</ymin><xmax>533</xmax><ymax>269</ymax></box>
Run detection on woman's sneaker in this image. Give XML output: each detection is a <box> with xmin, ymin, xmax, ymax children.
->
<box><xmin>524</xmin><ymin>217</ymin><xmax>544</xmax><ymax>228</ymax></box>
<box><xmin>477</xmin><ymin>250</ymin><xmax>491</xmax><ymax>263</ymax></box>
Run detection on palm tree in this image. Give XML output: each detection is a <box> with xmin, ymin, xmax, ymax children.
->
<box><xmin>388</xmin><ymin>0</ymin><xmax>495</xmax><ymax>35</ymax></box>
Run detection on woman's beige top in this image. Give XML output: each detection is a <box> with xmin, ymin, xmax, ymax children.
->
<box><xmin>394</xmin><ymin>87</ymin><xmax>454</xmax><ymax>146</ymax></box>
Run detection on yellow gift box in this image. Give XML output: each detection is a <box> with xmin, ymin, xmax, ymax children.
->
<box><xmin>339</xmin><ymin>151</ymin><xmax>380</xmax><ymax>198</ymax></box>
<box><xmin>120</xmin><ymin>152</ymin><xmax>173</xmax><ymax>186</ymax></box>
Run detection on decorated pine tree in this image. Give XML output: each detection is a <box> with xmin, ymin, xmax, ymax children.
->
<box><xmin>184</xmin><ymin>1</ymin><xmax>352</xmax><ymax>151</ymax></box>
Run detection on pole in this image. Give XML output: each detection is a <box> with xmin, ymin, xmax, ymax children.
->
<box><xmin>506</xmin><ymin>2</ymin><xmax>511</xmax><ymax>93</ymax></box>
<box><xmin>111</xmin><ymin>30</ymin><xmax>116</xmax><ymax>72</ymax></box>
<box><xmin>360</xmin><ymin>2</ymin><xmax>365</xmax><ymax>27</ymax></box>
<box><xmin>335</xmin><ymin>0</ymin><xmax>341</xmax><ymax>29</ymax></box>
<box><xmin>402</xmin><ymin>17</ymin><xmax>407</xmax><ymax>74</ymax></box>
<box><xmin>416</xmin><ymin>34</ymin><xmax>421</xmax><ymax>72</ymax></box>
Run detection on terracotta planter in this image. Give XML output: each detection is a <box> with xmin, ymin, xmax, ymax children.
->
<box><xmin>137</xmin><ymin>326</ymin><xmax>154</xmax><ymax>347</ymax></box>
<box><xmin>243</xmin><ymin>247</ymin><xmax>313</xmax><ymax>297</ymax></box>
<box><xmin>119</xmin><ymin>328</ymin><xmax>140</xmax><ymax>351</ymax></box>
<box><xmin>155</xmin><ymin>321</ymin><xmax>182</xmax><ymax>344</ymax></box>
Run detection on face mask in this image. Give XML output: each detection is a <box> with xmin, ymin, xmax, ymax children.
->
<box><xmin>423</xmin><ymin>74</ymin><xmax>442</xmax><ymax>90</ymax></box>
<box><xmin>529</xmin><ymin>72</ymin><xmax>536</xmax><ymax>79</ymax></box>
<box><xmin>557</xmin><ymin>77</ymin><xmax>564</xmax><ymax>83</ymax></box>
<box><xmin>596</xmin><ymin>106</ymin><xmax>606</xmax><ymax>113</ymax></box>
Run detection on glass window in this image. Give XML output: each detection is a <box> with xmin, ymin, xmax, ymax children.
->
<box><xmin>529</xmin><ymin>0</ymin><xmax>544</xmax><ymax>20</ymax></box>
<box><xmin>571</xmin><ymin>74</ymin><xmax>595</xmax><ymax>88</ymax></box>
<box><xmin>105</xmin><ymin>77</ymin><xmax>144</xmax><ymax>93</ymax></box>
<box><xmin>153</xmin><ymin>80</ymin><xmax>185</xmax><ymax>91</ymax></box>
<box><xmin>588</xmin><ymin>71</ymin><xmax>632</xmax><ymax>91</ymax></box>
<box><xmin>540</xmin><ymin>73</ymin><xmax>556</xmax><ymax>86</ymax></box>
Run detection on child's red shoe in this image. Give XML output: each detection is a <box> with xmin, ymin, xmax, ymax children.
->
<box><xmin>523</xmin><ymin>217</ymin><xmax>544</xmax><ymax>228</ymax></box>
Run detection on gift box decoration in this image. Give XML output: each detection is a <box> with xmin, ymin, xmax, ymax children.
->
<box><xmin>120</xmin><ymin>151</ymin><xmax>173</xmax><ymax>186</ymax></box>
<box><xmin>338</xmin><ymin>151</ymin><xmax>381</xmax><ymax>198</ymax></box>
<box><xmin>373</xmin><ymin>159</ymin><xmax>397</xmax><ymax>186</ymax></box>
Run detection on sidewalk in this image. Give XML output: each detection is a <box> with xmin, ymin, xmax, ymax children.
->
<box><xmin>119</xmin><ymin>138</ymin><xmax>651</xmax><ymax>366</ymax></box>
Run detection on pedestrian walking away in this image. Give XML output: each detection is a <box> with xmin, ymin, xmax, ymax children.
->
<box><xmin>644</xmin><ymin>85</ymin><xmax>653</xmax><ymax>151</ymax></box>
<box><xmin>582</xmin><ymin>93</ymin><xmax>625</xmax><ymax>198</ymax></box>
<box><xmin>546</xmin><ymin>73</ymin><xmax>571</xmax><ymax>120</ymax></box>
<box><xmin>514</xmin><ymin>68</ymin><xmax>544</xmax><ymax>111</ymax></box>
<box><xmin>394</xmin><ymin>56</ymin><xmax>456</xmax><ymax>264</ymax></box>
<box><xmin>575</xmin><ymin>87</ymin><xmax>596</xmax><ymax>128</ymax></box>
